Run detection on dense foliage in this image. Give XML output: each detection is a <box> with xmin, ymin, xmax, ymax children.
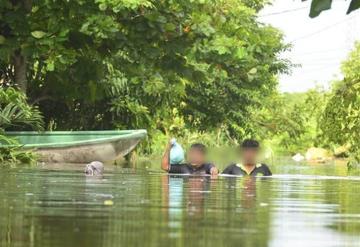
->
<box><xmin>0</xmin><ymin>87</ymin><xmax>43</xmax><ymax>131</ymax></box>
<box><xmin>0</xmin><ymin>0</ymin><xmax>289</xmax><ymax>153</ymax></box>
<box><xmin>320</xmin><ymin>43</ymin><xmax>360</xmax><ymax>160</ymax></box>
<box><xmin>251</xmin><ymin>89</ymin><xmax>327</xmax><ymax>154</ymax></box>
<box><xmin>0</xmin><ymin>88</ymin><xmax>44</xmax><ymax>164</ymax></box>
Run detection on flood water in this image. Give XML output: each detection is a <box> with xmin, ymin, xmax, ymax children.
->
<box><xmin>1</xmin><ymin>158</ymin><xmax>360</xmax><ymax>247</ymax></box>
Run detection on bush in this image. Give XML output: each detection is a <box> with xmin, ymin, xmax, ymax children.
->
<box><xmin>0</xmin><ymin>87</ymin><xmax>43</xmax><ymax>165</ymax></box>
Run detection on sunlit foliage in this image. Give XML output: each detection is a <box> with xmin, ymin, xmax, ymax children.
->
<box><xmin>321</xmin><ymin>42</ymin><xmax>360</xmax><ymax>160</ymax></box>
<box><xmin>0</xmin><ymin>0</ymin><xmax>289</xmax><ymax>153</ymax></box>
<box><xmin>251</xmin><ymin>89</ymin><xmax>327</xmax><ymax>154</ymax></box>
<box><xmin>0</xmin><ymin>87</ymin><xmax>43</xmax><ymax>164</ymax></box>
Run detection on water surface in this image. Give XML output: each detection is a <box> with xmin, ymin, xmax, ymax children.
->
<box><xmin>1</xmin><ymin>158</ymin><xmax>360</xmax><ymax>247</ymax></box>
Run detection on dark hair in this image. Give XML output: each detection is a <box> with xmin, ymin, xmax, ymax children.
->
<box><xmin>190</xmin><ymin>143</ymin><xmax>207</xmax><ymax>154</ymax></box>
<box><xmin>241</xmin><ymin>139</ymin><xmax>260</xmax><ymax>149</ymax></box>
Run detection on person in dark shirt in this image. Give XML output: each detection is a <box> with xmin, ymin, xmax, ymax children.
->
<box><xmin>161</xmin><ymin>141</ymin><xmax>219</xmax><ymax>175</ymax></box>
<box><xmin>222</xmin><ymin>139</ymin><xmax>272</xmax><ymax>176</ymax></box>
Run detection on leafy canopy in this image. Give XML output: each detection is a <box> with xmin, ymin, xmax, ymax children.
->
<box><xmin>320</xmin><ymin>42</ymin><xmax>360</xmax><ymax>159</ymax></box>
<box><xmin>0</xmin><ymin>0</ymin><xmax>289</xmax><ymax>152</ymax></box>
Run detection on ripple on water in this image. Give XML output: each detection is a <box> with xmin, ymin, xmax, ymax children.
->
<box><xmin>0</xmin><ymin>164</ymin><xmax>359</xmax><ymax>247</ymax></box>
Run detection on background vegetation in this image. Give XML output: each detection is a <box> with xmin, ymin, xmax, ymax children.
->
<box><xmin>0</xmin><ymin>87</ymin><xmax>43</xmax><ymax>164</ymax></box>
<box><xmin>0</xmin><ymin>0</ymin><xmax>360</xmax><ymax>163</ymax></box>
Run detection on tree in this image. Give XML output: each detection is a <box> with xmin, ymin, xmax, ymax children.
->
<box><xmin>320</xmin><ymin>42</ymin><xmax>360</xmax><ymax>160</ymax></box>
<box><xmin>0</xmin><ymin>0</ymin><xmax>289</xmax><ymax>151</ymax></box>
<box><xmin>251</xmin><ymin>89</ymin><xmax>327</xmax><ymax>153</ymax></box>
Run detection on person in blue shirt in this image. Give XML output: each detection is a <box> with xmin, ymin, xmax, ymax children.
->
<box><xmin>161</xmin><ymin>141</ymin><xmax>219</xmax><ymax>175</ymax></box>
<box><xmin>222</xmin><ymin>139</ymin><xmax>272</xmax><ymax>176</ymax></box>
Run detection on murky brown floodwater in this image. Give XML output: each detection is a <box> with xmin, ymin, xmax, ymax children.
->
<box><xmin>1</xmin><ymin>157</ymin><xmax>360</xmax><ymax>247</ymax></box>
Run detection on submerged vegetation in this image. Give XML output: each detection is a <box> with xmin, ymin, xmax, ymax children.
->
<box><xmin>0</xmin><ymin>0</ymin><xmax>359</xmax><ymax>164</ymax></box>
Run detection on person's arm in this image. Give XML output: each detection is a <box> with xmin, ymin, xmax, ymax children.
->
<box><xmin>161</xmin><ymin>141</ymin><xmax>172</xmax><ymax>172</ymax></box>
<box><xmin>210</xmin><ymin>166</ymin><xmax>219</xmax><ymax>176</ymax></box>
<box><xmin>205</xmin><ymin>163</ymin><xmax>219</xmax><ymax>175</ymax></box>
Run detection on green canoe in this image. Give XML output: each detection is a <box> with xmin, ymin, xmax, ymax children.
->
<box><xmin>3</xmin><ymin>130</ymin><xmax>147</xmax><ymax>163</ymax></box>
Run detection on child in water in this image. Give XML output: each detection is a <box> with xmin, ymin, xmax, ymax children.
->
<box><xmin>161</xmin><ymin>141</ymin><xmax>219</xmax><ymax>175</ymax></box>
<box><xmin>222</xmin><ymin>139</ymin><xmax>272</xmax><ymax>176</ymax></box>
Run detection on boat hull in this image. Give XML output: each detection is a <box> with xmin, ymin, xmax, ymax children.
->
<box><xmin>36</xmin><ymin>137</ymin><xmax>142</xmax><ymax>163</ymax></box>
<box><xmin>3</xmin><ymin>130</ymin><xmax>147</xmax><ymax>163</ymax></box>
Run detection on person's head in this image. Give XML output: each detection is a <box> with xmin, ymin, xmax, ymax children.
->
<box><xmin>240</xmin><ymin>139</ymin><xmax>260</xmax><ymax>165</ymax></box>
<box><xmin>187</xmin><ymin>143</ymin><xmax>207</xmax><ymax>166</ymax></box>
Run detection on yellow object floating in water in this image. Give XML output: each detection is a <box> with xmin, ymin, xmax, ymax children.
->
<box><xmin>104</xmin><ymin>200</ymin><xmax>114</xmax><ymax>206</ymax></box>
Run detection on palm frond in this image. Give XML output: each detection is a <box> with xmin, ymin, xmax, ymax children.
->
<box><xmin>0</xmin><ymin>87</ymin><xmax>44</xmax><ymax>131</ymax></box>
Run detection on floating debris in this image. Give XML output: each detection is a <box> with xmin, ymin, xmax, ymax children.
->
<box><xmin>103</xmin><ymin>200</ymin><xmax>114</xmax><ymax>206</ymax></box>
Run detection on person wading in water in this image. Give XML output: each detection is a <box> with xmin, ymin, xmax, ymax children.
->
<box><xmin>161</xmin><ymin>142</ymin><xmax>219</xmax><ymax>175</ymax></box>
<box><xmin>222</xmin><ymin>139</ymin><xmax>272</xmax><ymax>176</ymax></box>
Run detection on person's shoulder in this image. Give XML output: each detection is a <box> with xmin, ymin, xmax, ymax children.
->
<box><xmin>168</xmin><ymin>163</ymin><xmax>190</xmax><ymax>174</ymax></box>
<box><xmin>222</xmin><ymin>163</ymin><xmax>237</xmax><ymax>174</ymax></box>
<box><xmin>226</xmin><ymin>163</ymin><xmax>237</xmax><ymax>168</ymax></box>
<box><xmin>170</xmin><ymin>163</ymin><xmax>188</xmax><ymax>166</ymax></box>
<box><xmin>260</xmin><ymin>163</ymin><xmax>270</xmax><ymax>168</ymax></box>
<box><xmin>203</xmin><ymin>162</ymin><xmax>215</xmax><ymax>167</ymax></box>
<box><xmin>259</xmin><ymin>163</ymin><xmax>272</xmax><ymax>175</ymax></box>
<box><xmin>202</xmin><ymin>163</ymin><xmax>216</xmax><ymax>174</ymax></box>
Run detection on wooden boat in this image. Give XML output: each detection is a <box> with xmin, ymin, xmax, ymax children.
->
<box><xmin>3</xmin><ymin>130</ymin><xmax>147</xmax><ymax>163</ymax></box>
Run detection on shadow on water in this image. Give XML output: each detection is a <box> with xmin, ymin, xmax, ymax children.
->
<box><xmin>0</xmin><ymin>157</ymin><xmax>360</xmax><ymax>247</ymax></box>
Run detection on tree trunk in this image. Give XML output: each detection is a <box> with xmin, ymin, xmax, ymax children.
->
<box><xmin>11</xmin><ymin>0</ymin><xmax>32</xmax><ymax>94</ymax></box>
<box><xmin>13</xmin><ymin>51</ymin><xmax>27</xmax><ymax>94</ymax></box>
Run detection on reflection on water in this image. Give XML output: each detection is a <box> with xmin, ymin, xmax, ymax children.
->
<box><xmin>0</xmin><ymin>160</ymin><xmax>360</xmax><ymax>247</ymax></box>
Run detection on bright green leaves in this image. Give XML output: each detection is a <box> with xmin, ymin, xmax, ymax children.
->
<box><xmin>31</xmin><ymin>31</ymin><xmax>46</xmax><ymax>39</ymax></box>
<box><xmin>190</xmin><ymin>0</ymin><xmax>208</xmax><ymax>4</ymax></box>
<box><xmin>207</xmin><ymin>34</ymin><xmax>248</xmax><ymax>62</ymax></box>
<box><xmin>190</xmin><ymin>12</ymin><xmax>215</xmax><ymax>37</ymax></box>
<box><xmin>251</xmin><ymin>89</ymin><xmax>327</xmax><ymax>153</ymax></box>
<box><xmin>0</xmin><ymin>87</ymin><xmax>44</xmax><ymax>131</ymax></box>
<box><xmin>46</xmin><ymin>60</ymin><xmax>55</xmax><ymax>71</ymax></box>
<box><xmin>0</xmin><ymin>0</ymin><xmax>288</xmax><ymax>144</ymax></box>
<box><xmin>144</xmin><ymin>74</ymin><xmax>166</xmax><ymax>96</ymax></box>
<box><xmin>179</xmin><ymin>0</ymin><xmax>288</xmax><ymax>138</ymax></box>
<box><xmin>341</xmin><ymin>42</ymin><xmax>360</xmax><ymax>78</ymax></box>
<box><xmin>211</xmin><ymin>35</ymin><xmax>236</xmax><ymax>55</ymax></box>
<box><xmin>247</xmin><ymin>67</ymin><xmax>257</xmax><ymax>81</ymax></box>
<box><xmin>248</xmin><ymin>67</ymin><xmax>257</xmax><ymax>74</ymax></box>
<box><xmin>235</xmin><ymin>47</ymin><xmax>247</xmax><ymax>59</ymax></box>
<box><xmin>95</xmin><ymin>0</ymin><xmax>152</xmax><ymax>12</ymax></box>
<box><xmin>320</xmin><ymin>43</ymin><xmax>360</xmax><ymax>160</ymax></box>
<box><xmin>80</xmin><ymin>15</ymin><xmax>119</xmax><ymax>39</ymax></box>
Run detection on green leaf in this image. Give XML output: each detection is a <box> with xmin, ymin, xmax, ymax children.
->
<box><xmin>31</xmin><ymin>31</ymin><xmax>46</xmax><ymax>39</ymax></box>
<box><xmin>0</xmin><ymin>35</ymin><xmax>5</xmax><ymax>44</ymax></box>
<box><xmin>248</xmin><ymin>68</ymin><xmax>257</xmax><ymax>74</ymax></box>
<box><xmin>156</xmin><ymin>15</ymin><xmax>167</xmax><ymax>23</ymax></box>
<box><xmin>309</xmin><ymin>0</ymin><xmax>332</xmax><ymax>18</ymax></box>
<box><xmin>99</xmin><ymin>3</ymin><xmax>107</xmax><ymax>11</ymax></box>
<box><xmin>235</xmin><ymin>47</ymin><xmax>246</xmax><ymax>59</ymax></box>
<box><xmin>164</xmin><ymin>23</ymin><xmax>176</xmax><ymax>31</ymax></box>
<box><xmin>347</xmin><ymin>0</ymin><xmax>360</xmax><ymax>14</ymax></box>
<box><xmin>46</xmin><ymin>62</ymin><xmax>54</xmax><ymax>71</ymax></box>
